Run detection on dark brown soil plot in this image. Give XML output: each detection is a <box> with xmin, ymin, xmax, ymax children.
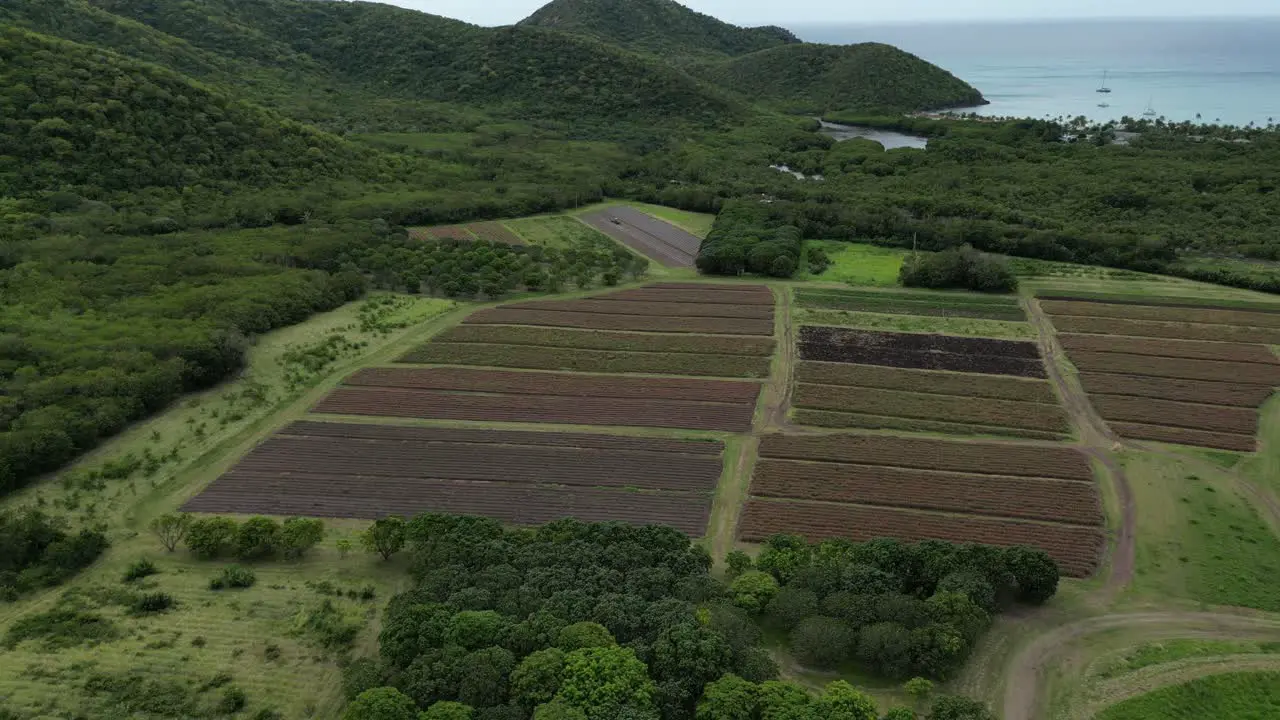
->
<box><xmin>797</xmin><ymin>362</ymin><xmax>1057</xmax><ymax>403</ymax></box>
<box><xmin>800</xmin><ymin>326</ymin><xmax>1041</xmax><ymax>358</ymax></box>
<box><xmin>1058</xmin><ymin>334</ymin><xmax>1278</xmax><ymax>365</ymax></box>
<box><xmin>738</xmin><ymin>499</ymin><xmax>1103</xmax><ymax>577</ymax></box>
<box><xmin>1068</xmin><ymin>351</ymin><xmax>1280</xmax><ymax>385</ymax></box>
<box><xmin>1108</xmin><ymin>423</ymin><xmax>1257</xmax><ymax>452</ymax></box>
<box><xmin>1078</xmin><ymin>373</ymin><xmax>1275</xmax><ymax>408</ymax></box>
<box><xmin>1089</xmin><ymin>394</ymin><xmax>1259</xmax><ymax>435</ymax></box>
<box><xmin>1048</xmin><ymin>315</ymin><xmax>1280</xmax><ymax>345</ymax></box>
<box><xmin>799</xmin><ymin>339</ymin><xmax>1046</xmax><ymax>378</ymax></box>
<box><xmin>793</xmin><ymin>384</ymin><xmax>1069</xmax><ymax>433</ymax></box>
<box><xmin>399</xmin><ymin>343</ymin><xmax>772</xmax><ymax>378</ymax></box>
<box><xmin>790</xmin><ymin>410</ymin><xmax>1066</xmax><ymax>441</ymax></box>
<box><xmin>758</xmin><ymin>433</ymin><xmax>1093</xmax><ymax>481</ymax></box>
<box><xmin>1038</xmin><ymin>295</ymin><xmax>1280</xmax><ymax>314</ymax></box>
<box><xmin>602</xmin><ymin>288</ymin><xmax>776</xmax><ymax>306</ymax></box>
<box><xmin>282</xmin><ymin>421</ymin><xmax>724</xmax><ymax>455</ymax></box>
<box><xmin>582</xmin><ymin>208</ymin><xmax>701</xmax><ymax>268</ymax></box>
<box><xmin>186</xmin><ymin>474</ymin><xmax>711</xmax><ymax>535</ymax></box>
<box><xmin>752</xmin><ymin>459</ymin><xmax>1102</xmax><ymax>525</ymax></box>
<box><xmin>1042</xmin><ymin>300</ymin><xmax>1280</xmax><ymax>329</ymax></box>
<box><xmin>502</xmin><ymin>299</ymin><xmax>773</xmax><ymax>320</ymax></box>
<box><xmin>465</xmin><ymin>308</ymin><xmax>775</xmax><ymax>336</ymax></box>
<box><xmin>315</xmin><ymin>387</ymin><xmax>755</xmax><ymax>432</ymax></box>
<box><xmin>345</xmin><ymin>367</ymin><xmax>762</xmax><ymax>404</ymax></box>
<box><xmin>648</xmin><ymin>282</ymin><xmax>774</xmax><ymax>293</ymax></box>
<box><xmin>432</xmin><ymin>325</ymin><xmax>776</xmax><ymax>356</ymax></box>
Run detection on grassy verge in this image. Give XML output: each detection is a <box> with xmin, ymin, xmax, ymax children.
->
<box><xmin>803</xmin><ymin>241</ymin><xmax>907</xmax><ymax>286</ymax></box>
<box><xmin>1096</xmin><ymin>639</ymin><xmax>1280</xmax><ymax>679</ymax></box>
<box><xmin>795</xmin><ymin>308</ymin><xmax>1036</xmax><ymax>340</ymax></box>
<box><xmin>1097</xmin><ymin>671</ymin><xmax>1280</xmax><ymax>719</ymax></box>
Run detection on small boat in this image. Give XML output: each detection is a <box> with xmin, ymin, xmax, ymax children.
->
<box><xmin>1097</xmin><ymin>102</ymin><xmax>1111</xmax><ymax>108</ymax></box>
<box><xmin>1096</xmin><ymin>70</ymin><xmax>1112</xmax><ymax>94</ymax></box>
<box><xmin>1142</xmin><ymin>97</ymin><xmax>1157</xmax><ymax>117</ymax></box>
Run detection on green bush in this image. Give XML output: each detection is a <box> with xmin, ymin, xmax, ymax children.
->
<box><xmin>3</xmin><ymin>608</ymin><xmax>119</xmax><ymax>649</ymax></box>
<box><xmin>210</xmin><ymin>565</ymin><xmax>257</xmax><ymax>591</ymax></box>
<box><xmin>122</xmin><ymin>558</ymin><xmax>159</xmax><ymax>583</ymax></box>
<box><xmin>131</xmin><ymin>592</ymin><xmax>175</xmax><ymax>614</ymax></box>
<box><xmin>235</xmin><ymin>517</ymin><xmax>282</xmax><ymax>561</ymax></box>
<box><xmin>186</xmin><ymin>517</ymin><xmax>239</xmax><ymax>560</ymax></box>
<box><xmin>899</xmin><ymin>246</ymin><xmax>1017</xmax><ymax>293</ymax></box>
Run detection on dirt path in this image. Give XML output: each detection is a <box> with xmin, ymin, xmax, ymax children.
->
<box><xmin>766</xmin><ymin>287</ymin><xmax>798</xmax><ymax>432</ymax></box>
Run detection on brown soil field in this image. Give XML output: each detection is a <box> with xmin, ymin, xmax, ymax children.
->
<box><xmin>793</xmin><ymin>384</ymin><xmax>1069</xmax><ymax>433</ymax></box>
<box><xmin>758</xmin><ymin>433</ymin><xmax>1093</xmax><ymax>481</ymax></box>
<box><xmin>399</xmin><ymin>343</ymin><xmax>772</xmax><ymax>378</ymax></box>
<box><xmin>186</xmin><ymin>473</ymin><xmax>711</xmax><ymax>535</ymax></box>
<box><xmin>581</xmin><ymin>208</ymin><xmax>701</xmax><ymax>268</ymax></box>
<box><xmin>601</xmin><ymin>288</ymin><xmax>776</xmax><ymax>306</ymax></box>
<box><xmin>796</xmin><ymin>362</ymin><xmax>1058</xmax><ymax>403</ymax></box>
<box><xmin>648</xmin><ymin>282</ymin><xmax>773</xmax><ymax>293</ymax></box>
<box><xmin>738</xmin><ymin>499</ymin><xmax>1103</xmax><ymax>577</ymax></box>
<box><xmin>1067</xmin><ymin>350</ymin><xmax>1280</xmax><ymax>385</ymax></box>
<box><xmin>798</xmin><ymin>344</ymin><xmax>1046</xmax><ymax>378</ymax></box>
<box><xmin>345</xmin><ymin>367</ymin><xmax>762</xmax><ymax>404</ymax></box>
<box><xmin>1089</xmin><ymin>394</ymin><xmax>1259</xmax><ymax>434</ymax></box>
<box><xmin>231</xmin><ymin>435</ymin><xmax>722</xmax><ymax>492</ymax></box>
<box><xmin>314</xmin><ymin>387</ymin><xmax>755</xmax><ymax>432</ymax></box>
<box><xmin>752</xmin><ymin>459</ymin><xmax>1102</xmax><ymax>525</ymax></box>
<box><xmin>282</xmin><ymin>421</ymin><xmax>724</xmax><ymax>455</ymax></box>
<box><xmin>1038</xmin><ymin>295</ymin><xmax>1280</xmax><ymax>314</ymax></box>
<box><xmin>502</xmin><ymin>299</ymin><xmax>773</xmax><ymax>320</ymax></box>
<box><xmin>1077</xmin><ymin>373</ymin><xmax>1275</xmax><ymax>408</ymax></box>
<box><xmin>1058</xmin><ymin>334</ymin><xmax>1278</xmax><ymax>365</ymax></box>
<box><xmin>1107</xmin><ymin>422</ymin><xmax>1257</xmax><ymax>452</ymax></box>
<box><xmin>432</xmin><ymin>325</ymin><xmax>776</xmax><ymax>356</ymax></box>
<box><xmin>790</xmin><ymin>410</ymin><xmax>1066</xmax><ymax>441</ymax></box>
<box><xmin>1041</xmin><ymin>300</ymin><xmax>1280</xmax><ymax>329</ymax></box>
<box><xmin>800</xmin><ymin>326</ymin><xmax>1041</xmax><ymax>358</ymax></box>
<box><xmin>464</xmin><ymin>308</ymin><xmax>775</xmax><ymax>336</ymax></box>
<box><xmin>465</xmin><ymin>221</ymin><xmax>524</xmax><ymax>245</ymax></box>
<box><xmin>1048</xmin><ymin>315</ymin><xmax>1280</xmax><ymax>345</ymax></box>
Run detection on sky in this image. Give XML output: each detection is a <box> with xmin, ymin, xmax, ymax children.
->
<box><xmin>381</xmin><ymin>0</ymin><xmax>1280</xmax><ymax>26</ymax></box>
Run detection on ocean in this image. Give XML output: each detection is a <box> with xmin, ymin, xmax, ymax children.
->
<box><xmin>791</xmin><ymin>17</ymin><xmax>1280</xmax><ymax>126</ymax></box>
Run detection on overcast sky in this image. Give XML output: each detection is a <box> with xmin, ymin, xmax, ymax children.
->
<box><xmin>381</xmin><ymin>0</ymin><xmax>1280</xmax><ymax>26</ymax></box>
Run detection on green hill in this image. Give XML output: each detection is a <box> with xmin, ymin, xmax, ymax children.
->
<box><xmin>520</xmin><ymin>0</ymin><xmax>799</xmax><ymax>58</ymax></box>
<box><xmin>703</xmin><ymin>42</ymin><xmax>986</xmax><ymax>112</ymax></box>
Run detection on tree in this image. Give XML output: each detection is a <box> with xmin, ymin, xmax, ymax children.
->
<box><xmin>363</xmin><ymin>516</ymin><xmax>407</xmax><ymax>561</ymax></box>
<box><xmin>149</xmin><ymin>513</ymin><xmax>192</xmax><ymax>553</ymax></box>
<box><xmin>447</xmin><ymin>611</ymin><xmax>510</xmax><ymax>651</ymax></box>
<box><xmin>928</xmin><ymin>695</ymin><xmax>995</xmax><ymax>720</ymax></box>
<box><xmin>765</xmin><ymin>587</ymin><xmax>818</xmax><ymax>631</ymax></box>
<box><xmin>789</xmin><ymin>617</ymin><xmax>854</xmax><ymax>670</ymax></box>
<box><xmin>532</xmin><ymin>701</ymin><xmax>587</xmax><ymax>720</ymax></box>
<box><xmin>756</xmin><ymin>680</ymin><xmax>815</xmax><ymax>720</ymax></box>
<box><xmin>855</xmin><ymin>623</ymin><xmax>914</xmax><ymax>679</ymax></box>
<box><xmin>650</xmin><ymin>622</ymin><xmax>733</xmax><ymax>714</ymax></box>
<box><xmin>511</xmin><ymin>648</ymin><xmax>566</xmax><ymax>710</ymax></box>
<box><xmin>883</xmin><ymin>709</ymin><xmax>916</xmax><ymax>720</ymax></box>
<box><xmin>902</xmin><ymin>678</ymin><xmax>933</xmax><ymax>708</ymax></box>
<box><xmin>455</xmin><ymin>647</ymin><xmax>515</xmax><ymax>708</ymax></box>
<box><xmin>421</xmin><ymin>702</ymin><xmax>474</xmax><ymax>720</ymax></box>
<box><xmin>729</xmin><ymin>571</ymin><xmax>779</xmax><ymax>613</ymax></box>
<box><xmin>280</xmin><ymin>518</ymin><xmax>325</xmax><ymax>560</ymax></box>
<box><xmin>724</xmin><ymin>551</ymin><xmax>752</xmax><ymax>579</ymax></box>
<box><xmin>815</xmin><ymin>681</ymin><xmax>877</xmax><ymax>720</ymax></box>
<box><xmin>342</xmin><ymin>687</ymin><xmax>418</xmax><ymax>720</ymax></box>
<box><xmin>1002</xmin><ymin>546</ymin><xmax>1059</xmax><ymax>605</ymax></box>
<box><xmin>185</xmin><ymin>517</ymin><xmax>238</xmax><ymax>560</ymax></box>
<box><xmin>755</xmin><ymin>535</ymin><xmax>811</xmax><ymax>584</ymax></box>
<box><xmin>554</xmin><ymin>646</ymin><xmax>656</xmax><ymax>720</ymax></box>
<box><xmin>695</xmin><ymin>674</ymin><xmax>757</xmax><ymax>720</ymax></box>
<box><xmin>555</xmin><ymin>622</ymin><xmax>616</xmax><ymax>651</ymax></box>
<box><xmin>235</xmin><ymin>516</ymin><xmax>282</xmax><ymax>560</ymax></box>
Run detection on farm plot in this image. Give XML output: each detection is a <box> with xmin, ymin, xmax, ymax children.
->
<box><xmin>788</xmin><ymin>410</ymin><xmax>1066</xmax><ymax>441</ymax></box>
<box><xmin>185</xmin><ymin>422</ymin><xmax>720</xmax><ymax>534</ymax></box>
<box><xmin>1077</xmin><ymin>373</ymin><xmax>1274</xmax><ymax>408</ymax></box>
<box><xmin>796</xmin><ymin>288</ymin><xmax>1026</xmax><ymax>321</ymax></box>
<box><xmin>1049</xmin><ymin>315</ymin><xmax>1280</xmax><ymax>345</ymax></box>
<box><xmin>400</xmin><ymin>343</ymin><xmax>771</xmax><ymax>378</ymax></box>
<box><xmin>408</xmin><ymin>224</ymin><xmax>476</xmax><ymax>241</ymax></box>
<box><xmin>465</xmin><ymin>221</ymin><xmax>524</xmax><ymax>245</ymax></box>
<box><xmin>581</xmin><ymin>207</ymin><xmax>703</xmax><ymax>268</ymax></box>
<box><xmin>797</xmin><ymin>362</ymin><xmax>1057</xmax><ymax>403</ymax></box>
<box><xmin>792</xmin><ymin>384</ymin><xmax>1069</xmax><ymax>435</ymax></box>
<box><xmin>465</xmin><ymin>309</ymin><xmax>774</xmax><ymax>335</ymax></box>
<box><xmin>603</xmin><ymin>286</ymin><xmax>776</xmax><ymax>305</ymax></box>
<box><xmin>1059</xmin><ymin>334</ymin><xmax>1279</xmax><ymax>364</ymax></box>
<box><xmin>1088</xmin><ymin>395</ymin><xmax>1258</xmax><ymax>435</ymax></box>
<box><xmin>501</xmin><ymin>299</ymin><xmax>773</xmax><ymax>320</ymax></box>
<box><xmin>432</xmin><ymin>325</ymin><xmax>776</xmax><ymax>356</ymax></box>
<box><xmin>1041</xmin><ymin>300</ymin><xmax>1280</xmax><ymax>329</ymax></box>
<box><xmin>346</xmin><ymin>367</ymin><xmax>762</xmax><ymax>403</ymax></box>
<box><xmin>799</xmin><ymin>326</ymin><xmax>1046</xmax><ymax>378</ymax></box>
<box><xmin>1065</xmin><ymin>351</ymin><xmax>1280</xmax><ymax>385</ymax></box>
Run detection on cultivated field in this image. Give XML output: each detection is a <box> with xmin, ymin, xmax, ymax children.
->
<box><xmin>796</xmin><ymin>287</ymin><xmax>1027</xmax><ymax>321</ymax></box>
<box><xmin>581</xmin><ymin>206</ymin><xmax>703</xmax><ymax>267</ymax></box>
<box><xmin>408</xmin><ymin>222</ymin><xmax>524</xmax><ymax>244</ymax></box>
<box><xmin>799</xmin><ymin>326</ymin><xmax>1046</xmax><ymax>377</ymax></box>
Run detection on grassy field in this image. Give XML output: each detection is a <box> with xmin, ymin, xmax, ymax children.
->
<box><xmin>795</xmin><ymin>308</ymin><xmax>1036</xmax><ymax>339</ymax></box>
<box><xmin>1097</xmin><ymin>671</ymin><xmax>1280</xmax><ymax>719</ymax></box>
<box><xmin>804</xmin><ymin>241</ymin><xmax>907</xmax><ymax>286</ymax></box>
<box><xmin>570</xmin><ymin>201</ymin><xmax>716</xmax><ymax>239</ymax></box>
<box><xmin>1096</xmin><ymin>639</ymin><xmax>1280</xmax><ymax>679</ymax></box>
<box><xmin>503</xmin><ymin>215</ymin><xmax>612</xmax><ymax>248</ymax></box>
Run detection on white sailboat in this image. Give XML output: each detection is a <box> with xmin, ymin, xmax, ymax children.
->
<box><xmin>1142</xmin><ymin>97</ymin><xmax>1157</xmax><ymax>117</ymax></box>
<box><xmin>1096</xmin><ymin>70</ymin><xmax>1112</xmax><ymax>94</ymax></box>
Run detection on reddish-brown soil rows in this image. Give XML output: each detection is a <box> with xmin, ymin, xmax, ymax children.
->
<box><xmin>345</xmin><ymin>367</ymin><xmax>763</xmax><ymax>404</ymax></box>
<box><xmin>465</xmin><ymin>222</ymin><xmax>524</xmax><ymax>245</ymax></box>
<box><xmin>799</xmin><ymin>343</ymin><xmax>1046</xmax><ymax>378</ymax></box>
<box><xmin>185</xmin><ymin>473</ymin><xmax>711</xmax><ymax>535</ymax></box>
<box><xmin>1047</xmin><ymin>315</ymin><xmax>1280</xmax><ymax>345</ymax></box>
<box><xmin>790</xmin><ymin>410</ymin><xmax>1066</xmax><ymax>441</ymax></box>
<box><xmin>601</xmin><ymin>288</ymin><xmax>776</xmax><ymax>306</ymax></box>
<box><xmin>1039</xmin><ymin>295</ymin><xmax>1280</xmax><ymax>314</ymax></box>
<box><xmin>1041</xmin><ymin>300</ymin><xmax>1280</xmax><ymax>329</ymax></box>
<box><xmin>793</xmin><ymin>384</ymin><xmax>1069</xmax><ymax>433</ymax></box>
<box><xmin>797</xmin><ymin>362</ymin><xmax>1057</xmax><ymax>402</ymax></box>
<box><xmin>1077</xmin><ymin>373</ymin><xmax>1275</xmax><ymax>408</ymax></box>
<box><xmin>315</xmin><ymin>387</ymin><xmax>755</xmax><ymax>432</ymax></box>
<box><xmin>1058</xmin><ymin>334</ymin><xmax>1278</xmax><ymax>365</ymax></box>
<box><xmin>648</xmin><ymin>282</ymin><xmax>774</xmax><ymax>293</ymax></box>
<box><xmin>1089</xmin><ymin>394</ymin><xmax>1259</xmax><ymax>434</ymax></box>
<box><xmin>759</xmin><ymin>433</ymin><xmax>1094</xmax><ymax>481</ymax></box>
<box><xmin>800</xmin><ymin>326</ymin><xmax>1041</xmax><ymax>358</ymax></box>
<box><xmin>502</xmin><ymin>299</ymin><xmax>774</xmax><ymax>320</ymax></box>
<box><xmin>738</xmin><ymin>499</ymin><xmax>1102</xmax><ymax>577</ymax></box>
<box><xmin>752</xmin><ymin>459</ymin><xmax>1102</xmax><ymax>525</ymax></box>
<box><xmin>417</xmin><ymin>225</ymin><xmax>476</xmax><ymax>241</ymax></box>
<box><xmin>433</xmin><ymin>325</ymin><xmax>776</xmax><ymax>356</ymax></box>
<box><xmin>282</xmin><ymin>421</ymin><xmax>724</xmax><ymax>455</ymax></box>
<box><xmin>232</xmin><ymin>436</ymin><xmax>722</xmax><ymax>491</ymax></box>
<box><xmin>1067</xmin><ymin>351</ymin><xmax>1280</xmax><ymax>385</ymax></box>
<box><xmin>399</xmin><ymin>343</ymin><xmax>771</xmax><ymax>378</ymax></box>
<box><xmin>464</xmin><ymin>309</ymin><xmax>775</xmax><ymax>336</ymax></box>
<box><xmin>1108</xmin><ymin>422</ymin><xmax>1257</xmax><ymax>452</ymax></box>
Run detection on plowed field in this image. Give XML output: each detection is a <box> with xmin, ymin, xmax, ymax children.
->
<box><xmin>281</xmin><ymin>421</ymin><xmax>723</xmax><ymax>455</ymax></box>
<box><xmin>432</xmin><ymin>325</ymin><xmax>776</xmax><ymax>356</ymax></box>
<box><xmin>799</xmin><ymin>326</ymin><xmax>1045</xmax><ymax>377</ymax></box>
<box><xmin>738</xmin><ymin>499</ymin><xmax>1103</xmax><ymax>577</ymax></box>
<box><xmin>1067</xmin><ymin>351</ymin><xmax>1280</xmax><ymax>385</ymax></box>
<box><xmin>1090</xmin><ymin>394</ymin><xmax>1259</xmax><ymax>434</ymax></box>
<box><xmin>796</xmin><ymin>362</ymin><xmax>1055</xmax><ymax>402</ymax></box>
<box><xmin>1038</xmin><ymin>294</ymin><xmax>1280</xmax><ymax>314</ymax></box>
<box><xmin>793</xmin><ymin>384</ymin><xmax>1069</xmax><ymax>433</ymax></box>
<box><xmin>399</xmin><ymin>343</ymin><xmax>771</xmax><ymax>378</ymax></box>
<box><xmin>1059</xmin><ymin>334</ymin><xmax>1278</xmax><ymax>365</ymax></box>
<box><xmin>1078</xmin><ymin>373</ymin><xmax>1274</xmax><ymax>408</ymax></box>
<box><xmin>502</xmin><ymin>299</ymin><xmax>773</xmax><ymax>320</ymax></box>
<box><xmin>1041</xmin><ymin>300</ymin><xmax>1280</xmax><ymax>328</ymax></box>
<box><xmin>799</xmin><ymin>344</ymin><xmax>1045</xmax><ymax>378</ymax></box>
<box><xmin>601</xmin><ymin>288</ymin><xmax>776</xmax><ymax>306</ymax></box>
<box><xmin>789</xmin><ymin>410</ymin><xmax>1066</xmax><ymax>441</ymax></box>
<box><xmin>800</xmin><ymin>326</ymin><xmax>1040</xmax><ymax>358</ymax></box>
<box><xmin>796</xmin><ymin>289</ymin><xmax>1025</xmax><ymax>321</ymax></box>
<box><xmin>464</xmin><ymin>308</ymin><xmax>774</xmax><ymax>336</ymax></box>
<box><xmin>346</xmin><ymin>367</ymin><xmax>762</xmax><ymax>403</ymax></box>
<box><xmin>314</xmin><ymin>387</ymin><xmax>755</xmax><ymax>431</ymax></box>
<box><xmin>752</xmin><ymin>459</ymin><xmax>1102</xmax><ymax>525</ymax></box>
<box><xmin>1107</xmin><ymin>423</ymin><xmax>1257</xmax><ymax>452</ymax></box>
<box><xmin>758</xmin><ymin>433</ymin><xmax>1093</xmax><ymax>481</ymax></box>
<box><xmin>1048</xmin><ymin>315</ymin><xmax>1280</xmax><ymax>345</ymax></box>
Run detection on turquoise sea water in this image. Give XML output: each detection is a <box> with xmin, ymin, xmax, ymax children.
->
<box><xmin>792</xmin><ymin>18</ymin><xmax>1280</xmax><ymax>126</ymax></box>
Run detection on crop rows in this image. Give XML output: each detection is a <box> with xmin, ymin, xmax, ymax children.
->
<box><xmin>1041</xmin><ymin>300</ymin><xmax>1280</xmax><ymax>329</ymax></box>
<box><xmin>465</xmin><ymin>221</ymin><xmax>524</xmax><ymax>245</ymax></box>
<box><xmin>793</xmin><ymin>384</ymin><xmax>1069</xmax><ymax>433</ymax></box>
<box><xmin>601</xmin><ymin>287</ymin><xmax>776</xmax><ymax>306</ymax></box>
<box><xmin>1078</xmin><ymin>373</ymin><xmax>1274</xmax><ymax>408</ymax></box>
<box><xmin>432</xmin><ymin>325</ymin><xmax>776</xmax><ymax>356</ymax></box>
<box><xmin>1039</xmin><ymin>293</ymin><xmax>1280</xmax><ymax>314</ymax></box>
<box><xmin>799</xmin><ymin>342</ymin><xmax>1045</xmax><ymax>378</ymax></box>
<box><xmin>800</xmin><ymin>326</ymin><xmax>1041</xmax><ymax>358</ymax></box>
<box><xmin>738</xmin><ymin>499</ymin><xmax>1103</xmax><ymax>577</ymax></box>
<box><xmin>400</xmin><ymin>342</ymin><xmax>772</xmax><ymax>378</ymax></box>
<box><xmin>417</xmin><ymin>225</ymin><xmax>475</xmax><ymax>241</ymax></box>
<box><xmin>1107</xmin><ymin>422</ymin><xmax>1256</xmax><ymax>452</ymax></box>
<box><xmin>315</xmin><ymin>387</ymin><xmax>755</xmax><ymax>432</ymax></box>
<box><xmin>799</xmin><ymin>288</ymin><xmax>1021</xmax><ymax>307</ymax></box>
<box><xmin>790</xmin><ymin>410</ymin><xmax>1066</xmax><ymax>441</ymax></box>
<box><xmin>1089</xmin><ymin>394</ymin><xmax>1259</xmax><ymax>435</ymax></box>
<box><xmin>503</xmin><ymin>299</ymin><xmax>774</xmax><ymax>320</ymax></box>
<box><xmin>465</xmin><ymin>308</ymin><xmax>775</xmax><ymax>336</ymax></box>
<box><xmin>752</xmin><ymin>459</ymin><xmax>1102</xmax><ymax>525</ymax></box>
<box><xmin>796</xmin><ymin>290</ymin><xmax>1025</xmax><ymax>321</ymax></box>
<box><xmin>187</xmin><ymin>474</ymin><xmax>711</xmax><ymax>535</ymax></box>
<box><xmin>1067</xmin><ymin>350</ymin><xmax>1280</xmax><ymax>385</ymax></box>
<box><xmin>759</xmin><ymin>433</ymin><xmax>1093</xmax><ymax>481</ymax></box>
<box><xmin>1048</xmin><ymin>315</ymin><xmax>1280</xmax><ymax>345</ymax></box>
<box><xmin>797</xmin><ymin>361</ymin><xmax>1057</xmax><ymax>403</ymax></box>
<box><xmin>282</xmin><ymin>421</ymin><xmax>724</xmax><ymax>455</ymax></box>
<box><xmin>1058</xmin><ymin>334</ymin><xmax>1279</xmax><ymax>365</ymax></box>
<box><xmin>347</xmin><ymin>367</ymin><xmax>762</xmax><ymax>403</ymax></box>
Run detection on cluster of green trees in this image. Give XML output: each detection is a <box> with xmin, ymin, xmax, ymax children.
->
<box><xmin>695</xmin><ymin>200</ymin><xmax>802</xmax><ymax>277</ymax></box>
<box><xmin>0</xmin><ymin>508</ymin><xmax>108</xmax><ymax>600</ymax></box>
<box><xmin>148</xmin><ymin>513</ymin><xmax>325</xmax><ymax>561</ymax></box>
<box><xmin>731</xmin><ymin>535</ymin><xmax>1057</xmax><ymax>680</ymax></box>
<box><xmin>344</xmin><ymin>516</ymin><xmax>1018</xmax><ymax>720</ymax></box>
<box><xmin>899</xmin><ymin>246</ymin><xmax>1018</xmax><ymax>293</ymax></box>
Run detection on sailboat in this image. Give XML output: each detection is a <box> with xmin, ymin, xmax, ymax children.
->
<box><xmin>1142</xmin><ymin>97</ymin><xmax>1157</xmax><ymax>117</ymax></box>
<box><xmin>1096</xmin><ymin>70</ymin><xmax>1112</xmax><ymax>94</ymax></box>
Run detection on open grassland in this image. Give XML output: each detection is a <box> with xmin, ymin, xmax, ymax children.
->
<box><xmin>1097</xmin><ymin>671</ymin><xmax>1280</xmax><ymax>720</ymax></box>
<box><xmin>803</xmin><ymin>241</ymin><xmax>906</xmax><ymax>285</ymax></box>
<box><xmin>796</xmin><ymin>287</ymin><xmax>1025</xmax><ymax>321</ymax></box>
<box><xmin>1097</xmin><ymin>639</ymin><xmax>1280</xmax><ymax>679</ymax></box>
<box><xmin>796</xmin><ymin>307</ymin><xmax>1035</xmax><ymax>339</ymax></box>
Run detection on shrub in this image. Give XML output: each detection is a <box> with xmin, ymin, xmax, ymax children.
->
<box><xmin>281</xmin><ymin>518</ymin><xmax>325</xmax><ymax>560</ymax></box>
<box><xmin>898</xmin><ymin>245</ymin><xmax>1017</xmax><ymax>293</ymax></box>
<box><xmin>3</xmin><ymin>608</ymin><xmax>119</xmax><ymax>649</ymax></box>
<box><xmin>235</xmin><ymin>517</ymin><xmax>282</xmax><ymax>561</ymax></box>
<box><xmin>210</xmin><ymin>565</ymin><xmax>256</xmax><ymax>590</ymax></box>
<box><xmin>149</xmin><ymin>513</ymin><xmax>192</xmax><ymax>553</ymax></box>
<box><xmin>218</xmin><ymin>687</ymin><xmax>247</xmax><ymax>714</ymax></box>
<box><xmin>122</xmin><ymin>559</ymin><xmax>159</xmax><ymax>583</ymax></box>
<box><xmin>186</xmin><ymin>517</ymin><xmax>238</xmax><ymax>560</ymax></box>
<box><xmin>132</xmin><ymin>592</ymin><xmax>175</xmax><ymax>614</ymax></box>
